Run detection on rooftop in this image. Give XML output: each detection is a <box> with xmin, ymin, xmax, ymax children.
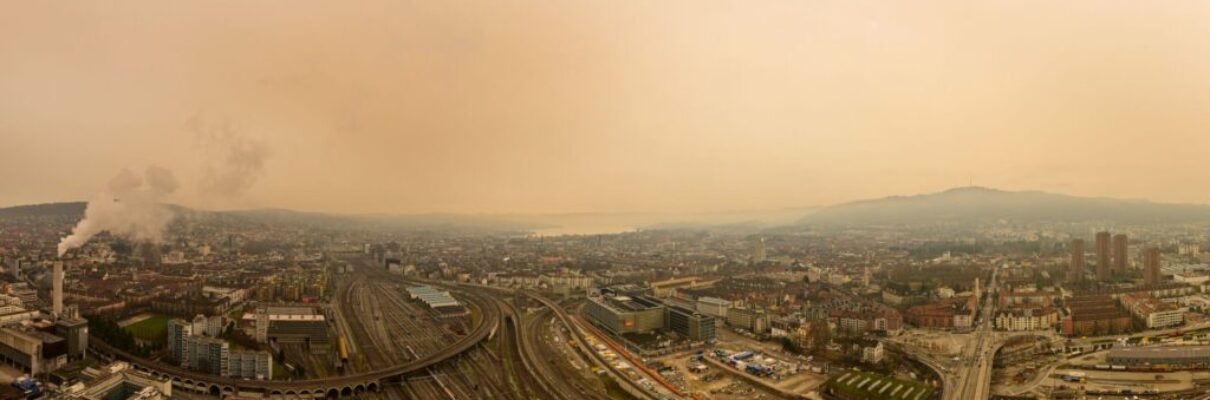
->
<box><xmin>1109</xmin><ymin>346</ymin><xmax>1210</xmax><ymax>360</ymax></box>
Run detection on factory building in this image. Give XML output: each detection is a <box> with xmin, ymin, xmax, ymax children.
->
<box><xmin>0</xmin><ymin>293</ymin><xmax>38</xmax><ymax>326</ymax></box>
<box><xmin>0</xmin><ymin>327</ymin><xmax>67</xmax><ymax>375</ymax></box>
<box><xmin>55</xmin><ymin>305</ymin><xmax>88</xmax><ymax>361</ymax></box>
<box><xmin>245</xmin><ymin>305</ymin><xmax>331</xmax><ymax>353</ymax></box>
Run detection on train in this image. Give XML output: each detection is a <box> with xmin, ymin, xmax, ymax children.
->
<box><xmin>337</xmin><ymin>335</ymin><xmax>350</xmax><ymax>363</ymax></box>
<box><xmin>1089</xmin><ymin>364</ymin><xmax>1172</xmax><ymax>372</ymax></box>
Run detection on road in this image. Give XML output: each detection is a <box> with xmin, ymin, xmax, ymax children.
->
<box><xmin>946</xmin><ymin>265</ymin><xmax>1000</xmax><ymax>400</ymax></box>
<box><xmin>515</xmin><ymin>289</ymin><xmax>662</xmax><ymax>400</ymax></box>
<box><xmin>519</xmin><ymin>307</ymin><xmax>611</xmax><ymax>400</ymax></box>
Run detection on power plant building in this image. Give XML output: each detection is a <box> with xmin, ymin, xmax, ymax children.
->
<box><xmin>0</xmin><ymin>327</ymin><xmax>67</xmax><ymax>375</ymax></box>
<box><xmin>54</xmin><ymin>305</ymin><xmax>88</xmax><ymax>361</ymax></box>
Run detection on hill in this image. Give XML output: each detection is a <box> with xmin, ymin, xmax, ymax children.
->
<box><xmin>0</xmin><ymin>202</ymin><xmax>86</xmax><ymax>218</ymax></box>
<box><xmin>798</xmin><ymin>187</ymin><xmax>1210</xmax><ymax>226</ymax></box>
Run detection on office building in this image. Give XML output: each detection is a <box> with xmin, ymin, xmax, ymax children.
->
<box><xmin>1096</xmin><ymin>232</ymin><xmax>1111</xmax><ymax>281</ymax></box>
<box><xmin>583</xmin><ymin>294</ymin><xmax>665</xmax><ymax>335</ymax></box>
<box><xmin>665</xmin><ymin>305</ymin><xmax>715</xmax><ymax>342</ymax></box>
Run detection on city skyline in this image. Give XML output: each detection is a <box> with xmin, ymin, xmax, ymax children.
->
<box><xmin>5</xmin><ymin>1</ymin><xmax>1210</xmax><ymax>214</ymax></box>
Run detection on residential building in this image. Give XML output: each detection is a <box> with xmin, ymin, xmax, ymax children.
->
<box><xmin>1145</xmin><ymin>247</ymin><xmax>1162</xmax><ymax>285</ymax></box>
<box><xmin>1113</xmin><ymin>234</ymin><xmax>1128</xmax><ymax>275</ymax></box>
<box><xmin>694</xmin><ymin>297</ymin><xmax>730</xmax><ymax>319</ymax></box>
<box><xmin>1070</xmin><ymin>239</ymin><xmax>1085</xmax><ymax>282</ymax></box>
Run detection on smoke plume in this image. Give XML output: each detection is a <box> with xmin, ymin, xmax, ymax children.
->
<box><xmin>190</xmin><ymin>116</ymin><xmax>269</xmax><ymax>199</ymax></box>
<box><xmin>57</xmin><ymin>166</ymin><xmax>179</xmax><ymax>256</ymax></box>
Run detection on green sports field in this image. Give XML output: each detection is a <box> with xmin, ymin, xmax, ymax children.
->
<box><xmin>124</xmin><ymin>314</ymin><xmax>171</xmax><ymax>342</ymax></box>
<box><xmin>824</xmin><ymin>371</ymin><xmax>936</xmax><ymax>400</ymax></box>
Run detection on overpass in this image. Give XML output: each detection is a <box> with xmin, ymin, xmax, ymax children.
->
<box><xmin>89</xmin><ymin>284</ymin><xmax>500</xmax><ymax>399</ymax></box>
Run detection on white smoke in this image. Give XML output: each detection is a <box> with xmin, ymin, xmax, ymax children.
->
<box><xmin>57</xmin><ymin>166</ymin><xmax>179</xmax><ymax>257</ymax></box>
<box><xmin>190</xmin><ymin>116</ymin><xmax>269</xmax><ymax>199</ymax></box>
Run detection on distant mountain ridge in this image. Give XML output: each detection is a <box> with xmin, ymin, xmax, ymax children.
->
<box><xmin>9</xmin><ymin>187</ymin><xmax>1209</xmax><ymax>231</ymax></box>
<box><xmin>0</xmin><ymin>202</ymin><xmax>85</xmax><ymax>217</ymax></box>
<box><xmin>798</xmin><ymin>186</ymin><xmax>1210</xmax><ymax>225</ymax></box>
<box><xmin>0</xmin><ymin>202</ymin><xmax>540</xmax><ymax>232</ymax></box>
<box><xmin>0</xmin><ymin>202</ymin><xmax>812</xmax><ymax>233</ymax></box>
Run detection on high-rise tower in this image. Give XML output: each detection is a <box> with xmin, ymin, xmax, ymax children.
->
<box><xmin>1069</xmin><ymin>239</ymin><xmax>1085</xmax><ymax>282</ymax></box>
<box><xmin>1113</xmin><ymin>234</ymin><xmax>1128</xmax><ymax>275</ymax></box>
<box><xmin>1095</xmin><ymin>232</ymin><xmax>1111</xmax><ymax>281</ymax></box>
<box><xmin>1143</xmin><ymin>247</ymin><xmax>1161</xmax><ymax>285</ymax></box>
<box><xmin>751</xmin><ymin>238</ymin><xmax>766</xmax><ymax>264</ymax></box>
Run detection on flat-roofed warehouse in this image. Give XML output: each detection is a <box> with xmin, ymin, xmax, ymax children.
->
<box><xmin>405</xmin><ymin>286</ymin><xmax>469</xmax><ymax>318</ymax></box>
<box><xmin>247</xmin><ymin>305</ymin><xmax>331</xmax><ymax>354</ymax></box>
<box><xmin>1108</xmin><ymin>346</ymin><xmax>1210</xmax><ymax>367</ymax></box>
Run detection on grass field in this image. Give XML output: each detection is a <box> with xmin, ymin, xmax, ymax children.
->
<box><xmin>124</xmin><ymin>314</ymin><xmax>171</xmax><ymax>342</ymax></box>
<box><xmin>824</xmin><ymin>371</ymin><xmax>936</xmax><ymax>400</ymax></box>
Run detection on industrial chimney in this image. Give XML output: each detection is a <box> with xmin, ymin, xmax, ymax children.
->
<box><xmin>53</xmin><ymin>261</ymin><xmax>63</xmax><ymax>317</ymax></box>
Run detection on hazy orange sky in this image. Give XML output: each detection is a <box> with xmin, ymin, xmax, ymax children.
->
<box><xmin>3</xmin><ymin>1</ymin><xmax>1210</xmax><ymax>214</ymax></box>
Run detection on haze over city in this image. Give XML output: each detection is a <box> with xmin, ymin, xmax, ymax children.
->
<box><xmin>6</xmin><ymin>3</ymin><xmax>1210</xmax><ymax>400</ymax></box>
<box><xmin>5</xmin><ymin>1</ymin><xmax>1210</xmax><ymax>215</ymax></box>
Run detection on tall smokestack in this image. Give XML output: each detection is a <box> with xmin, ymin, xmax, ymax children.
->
<box><xmin>53</xmin><ymin>261</ymin><xmax>63</xmax><ymax>317</ymax></box>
